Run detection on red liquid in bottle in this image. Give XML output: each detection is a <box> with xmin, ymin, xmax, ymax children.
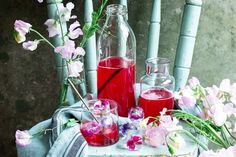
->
<box><xmin>139</xmin><ymin>88</ymin><xmax>174</xmax><ymax>119</ymax></box>
<box><xmin>97</xmin><ymin>57</ymin><xmax>136</xmax><ymax>117</ymax></box>
<box><xmin>80</xmin><ymin>122</ymin><xmax>119</xmax><ymax>146</ymax></box>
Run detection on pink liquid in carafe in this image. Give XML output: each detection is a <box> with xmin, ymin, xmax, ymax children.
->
<box><xmin>97</xmin><ymin>57</ymin><xmax>136</xmax><ymax>117</ymax></box>
<box><xmin>139</xmin><ymin>88</ymin><xmax>174</xmax><ymax>120</ymax></box>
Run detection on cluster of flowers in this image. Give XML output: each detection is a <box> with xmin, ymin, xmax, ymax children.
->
<box><xmin>175</xmin><ymin>77</ymin><xmax>236</xmax><ymax>156</ymax></box>
<box><xmin>14</xmin><ymin>0</ymin><xmax>85</xmax><ymax>78</ymax></box>
<box><xmin>120</xmin><ymin>107</ymin><xmax>185</xmax><ymax>153</ymax></box>
<box><xmin>175</xmin><ymin>77</ymin><xmax>236</xmax><ymax>127</ymax></box>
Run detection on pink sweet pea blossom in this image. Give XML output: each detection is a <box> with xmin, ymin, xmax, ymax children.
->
<box><xmin>14</xmin><ymin>20</ymin><xmax>32</xmax><ymax>35</ymax></box>
<box><xmin>208</xmin><ymin>104</ymin><xmax>227</xmax><ymax>126</ymax></box>
<box><xmin>74</xmin><ymin>47</ymin><xmax>85</xmax><ymax>58</ymax></box>
<box><xmin>44</xmin><ymin>19</ymin><xmax>60</xmax><ymax>37</ymax></box>
<box><xmin>55</xmin><ymin>40</ymin><xmax>75</xmax><ymax>59</ymax></box>
<box><xmin>15</xmin><ymin>130</ymin><xmax>32</xmax><ymax>146</ymax></box>
<box><xmin>188</xmin><ymin>77</ymin><xmax>200</xmax><ymax>88</ymax></box>
<box><xmin>144</xmin><ymin>127</ymin><xmax>166</xmax><ymax>147</ymax></box>
<box><xmin>68</xmin><ymin>60</ymin><xmax>83</xmax><ymax>77</ymax></box>
<box><xmin>68</xmin><ymin>21</ymin><xmax>83</xmax><ymax>39</ymax></box>
<box><xmin>14</xmin><ymin>20</ymin><xmax>32</xmax><ymax>43</ymax></box>
<box><xmin>58</xmin><ymin>2</ymin><xmax>75</xmax><ymax>22</ymax></box>
<box><xmin>22</xmin><ymin>40</ymin><xmax>39</xmax><ymax>51</ymax></box>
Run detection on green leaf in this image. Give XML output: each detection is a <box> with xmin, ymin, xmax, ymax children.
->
<box><xmin>167</xmin><ymin>143</ymin><xmax>175</xmax><ymax>155</ymax></box>
<box><xmin>64</xmin><ymin>118</ymin><xmax>78</xmax><ymax>129</ymax></box>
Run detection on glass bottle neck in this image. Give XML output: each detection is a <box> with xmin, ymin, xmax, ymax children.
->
<box><xmin>145</xmin><ymin>58</ymin><xmax>170</xmax><ymax>76</ymax></box>
<box><xmin>106</xmin><ymin>4</ymin><xmax>127</xmax><ymax>16</ymax></box>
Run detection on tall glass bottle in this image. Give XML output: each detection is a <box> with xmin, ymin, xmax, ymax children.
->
<box><xmin>139</xmin><ymin>58</ymin><xmax>175</xmax><ymax>119</ymax></box>
<box><xmin>97</xmin><ymin>4</ymin><xmax>136</xmax><ymax>117</ymax></box>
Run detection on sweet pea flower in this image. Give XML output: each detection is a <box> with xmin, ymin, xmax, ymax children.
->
<box><xmin>73</xmin><ymin>47</ymin><xmax>85</xmax><ymax>58</ymax></box>
<box><xmin>208</xmin><ymin>104</ymin><xmax>227</xmax><ymax>126</ymax></box>
<box><xmin>15</xmin><ymin>130</ymin><xmax>32</xmax><ymax>146</ymax></box>
<box><xmin>14</xmin><ymin>31</ymin><xmax>26</xmax><ymax>43</ymax></box>
<box><xmin>144</xmin><ymin>127</ymin><xmax>166</xmax><ymax>147</ymax></box>
<box><xmin>220</xmin><ymin>79</ymin><xmax>231</xmax><ymax>93</ymax></box>
<box><xmin>58</xmin><ymin>2</ymin><xmax>75</xmax><ymax>22</ymax></box>
<box><xmin>14</xmin><ymin>20</ymin><xmax>32</xmax><ymax>43</ymax></box>
<box><xmin>206</xmin><ymin>85</ymin><xmax>220</xmax><ymax>98</ymax></box>
<box><xmin>44</xmin><ymin>19</ymin><xmax>60</xmax><ymax>37</ymax></box>
<box><xmin>188</xmin><ymin>77</ymin><xmax>200</xmax><ymax>88</ymax></box>
<box><xmin>67</xmin><ymin>60</ymin><xmax>83</xmax><ymax>77</ymax></box>
<box><xmin>14</xmin><ymin>20</ymin><xmax>32</xmax><ymax>35</ymax></box>
<box><xmin>126</xmin><ymin>135</ymin><xmax>142</xmax><ymax>151</ymax></box>
<box><xmin>22</xmin><ymin>40</ymin><xmax>39</xmax><ymax>51</ymax></box>
<box><xmin>68</xmin><ymin>21</ymin><xmax>83</xmax><ymax>39</ymax></box>
<box><xmin>54</xmin><ymin>40</ymin><xmax>75</xmax><ymax>59</ymax></box>
<box><xmin>178</xmin><ymin>95</ymin><xmax>196</xmax><ymax>108</ymax></box>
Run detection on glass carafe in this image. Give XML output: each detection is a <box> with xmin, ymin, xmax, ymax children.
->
<box><xmin>139</xmin><ymin>58</ymin><xmax>175</xmax><ymax>119</ymax></box>
<box><xmin>97</xmin><ymin>4</ymin><xmax>136</xmax><ymax>117</ymax></box>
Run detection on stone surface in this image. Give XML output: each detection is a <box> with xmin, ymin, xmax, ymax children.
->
<box><xmin>1</xmin><ymin>0</ymin><xmax>236</xmax><ymax>156</ymax></box>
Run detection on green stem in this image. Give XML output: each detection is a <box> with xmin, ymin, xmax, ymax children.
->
<box><xmin>174</xmin><ymin>129</ymin><xmax>208</xmax><ymax>151</ymax></box>
<box><xmin>224</xmin><ymin>124</ymin><xmax>236</xmax><ymax>141</ymax></box>
<box><xmin>221</xmin><ymin>126</ymin><xmax>229</xmax><ymax>145</ymax></box>
<box><xmin>30</xmin><ymin>28</ymin><xmax>55</xmax><ymax>49</ymax></box>
<box><xmin>172</xmin><ymin>110</ymin><xmax>228</xmax><ymax>148</ymax></box>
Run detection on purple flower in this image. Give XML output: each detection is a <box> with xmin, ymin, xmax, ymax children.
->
<box><xmin>67</xmin><ymin>60</ymin><xmax>83</xmax><ymax>77</ymax></box>
<box><xmin>15</xmin><ymin>130</ymin><xmax>32</xmax><ymax>146</ymax></box>
<box><xmin>44</xmin><ymin>19</ymin><xmax>60</xmax><ymax>37</ymax></box>
<box><xmin>22</xmin><ymin>40</ymin><xmax>39</xmax><ymax>51</ymax></box>
<box><xmin>119</xmin><ymin>123</ymin><xmax>137</xmax><ymax>136</ymax></box>
<box><xmin>128</xmin><ymin>107</ymin><xmax>144</xmax><ymax>121</ymax></box>
<box><xmin>68</xmin><ymin>21</ymin><xmax>83</xmax><ymax>39</ymax></box>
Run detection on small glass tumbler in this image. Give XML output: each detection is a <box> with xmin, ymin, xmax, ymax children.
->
<box><xmin>80</xmin><ymin>99</ymin><xmax>119</xmax><ymax>146</ymax></box>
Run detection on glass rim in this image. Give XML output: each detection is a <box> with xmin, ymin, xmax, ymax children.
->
<box><xmin>87</xmin><ymin>98</ymin><xmax>118</xmax><ymax>113</ymax></box>
<box><xmin>106</xmin><ymin>4</ymin><xmax>127</xmax><ymax>15</ymax></box>
<box><xmin>145</xmin><ymin>57</ymin><xmax>171</xmax><ymax>65</ymax></box>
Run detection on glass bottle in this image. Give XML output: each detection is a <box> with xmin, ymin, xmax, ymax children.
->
<box><xmin>139</xmin><ymin>58</ymin><xmax>175</xmax><ymax>119</ymax></box>
<box><xmin>97</xmin><ymin>4</ymin><xmax>136</xmax><ymax>117</ymax></box>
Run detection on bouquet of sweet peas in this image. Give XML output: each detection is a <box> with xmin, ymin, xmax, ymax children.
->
<box><xmin>174</xmin><ymin>77</ymin><xmax>236</xmax><ymax>156</ymax></box>
<box><xmin>13</xmin><ymin>0</ymin><xmax>108</xmax><ymax>106</ymax></box>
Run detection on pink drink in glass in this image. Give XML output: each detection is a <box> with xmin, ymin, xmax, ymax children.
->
<box><xmin>97</xmin><ymin>57</ymin><xmax>136</xmax><ymax>117</ymax></box>
<box><xmin>80</xmin><ymin>121</ymin><xmax>119</xmax><ymax>146</ymax></box>
<box><xmin>139</xmin><ymin>88</ymin><xmax>174</xmax><ymax>120</ymax></box>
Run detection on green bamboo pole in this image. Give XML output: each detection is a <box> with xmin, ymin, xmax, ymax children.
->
<box><xmin>146</xmin><ymin>0</ymin><xmax>161</xmax><ymax>59</ymax></box>
<box><xmin>84</xmin><ymin>0</ymin><xmax>97</xmax><ymax>97</ymax></box>
<box><xmin>173</xmin><ymin>0</ymin><xmax>202</xmax><ymax>91</ymax></box>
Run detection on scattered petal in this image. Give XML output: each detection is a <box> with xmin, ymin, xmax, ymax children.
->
<box><xmin>15</xmin><ymin>130</ymin><xmax>32</xmax><ymax>146</ymax></box>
